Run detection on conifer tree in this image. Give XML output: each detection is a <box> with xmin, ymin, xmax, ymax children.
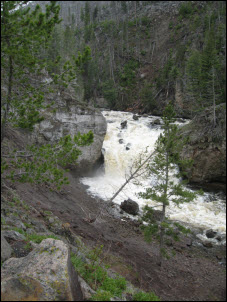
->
<box><xmin>1</xmin><ymin>1</ymin><xmax>61</xmax><ymax>141</ymax></box>
<box><xmin>1</xmin><ymin>2</ymin><xmax>93</xmax><ymax>189</ymax></box>
<box><xmin>139</xmin><ymin>103</ymin><xmax>202</xmax><ymax>266</ymax></box>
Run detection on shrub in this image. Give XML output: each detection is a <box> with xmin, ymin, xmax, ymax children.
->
<box><xmin>179</xmin><ymin>2</ymin><xmax>194</xmax><ymax>18</ymax></box>
<box><xmin>91</xmin><ymin>290</ymin><xmax>112</xmax><ymax>301</ymax></box>
<box><xmin>133</xmin><ymin>291</ymin><xmax>160</xmax><ymax>301</ymax></box>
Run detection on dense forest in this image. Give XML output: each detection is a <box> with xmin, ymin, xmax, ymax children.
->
<box><xmin>43</xmin><ymin>1</ymin><xmax>226</xmax><ymax>118</ymax></box>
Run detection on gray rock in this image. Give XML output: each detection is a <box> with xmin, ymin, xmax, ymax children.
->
<box><xmin>176</xmin><ymin>118</ymin><xmax>186</xmax><ymax>123</ymax></box>
<box><xmin>202</xmin><ymin>240</ymin><xmax>213</xmax><ymax>248</ymax></box>
<box><xmin>120</xmin><ymin>199</ymin><xmax>139</xmax><ymax>216</ymax></box>
<box><xmin>126</xmin><ymin>143</ymin><xmax>131</xmax><ymax>151</ymax></box>
<box><xmin>179</xmin><ymin>104</ymin><xmax>226</xmax><ymax>186</ymax></box>
<box><xmin>4</xmin><ymin>217</ymin><xmax>26</xmax><ymax>231</ymax></box>
<box><xmin>26</xmin><ymin>228</ymin><xmax>35</xmax><ymax>235</ymax></box>
<box><xmin>121</xmin><ymin>120</ymin><xmax>127</xmax><ymax>129</ymax></box>
<box><xmin>1</xmin><ymin>239</ymin><xmax>83</xmax><ymax>301</ymax></box>
<box><xmin>1</xmin><ymin>236</ymin><xmax>13</xmax><ymax>262</ymax></box>
<box><xmin>31</xmin><ymin>102</ymin><xmax>107</xmax><ymax>176</ymax></box>
<box><xmin>119</xmin><ymin>139</ymin><xmax>124</xmax><ymax>144</ymax></box>
<box><xmin>31</xmin><ymin>221</ymin><xmax>48</xmax><ymax>233</ymax></box>
<box><xmin>1</xmin><ymin>230</ymin><xmax>26</xmax><ymax>241</ymax></box>
<box><xmin>215</xmin><ymin>233</ymin><xmax>226</xmax><ymax>242</ymax></box>
<box><xmin>78</xmin><ymin>276</ymin><xmax>96</xmax><ymax>300</ymax></box>
<box><xmin>133</xmin><ymin>115</ymin><xmax>139</xmax><ymax>121</ymax></box>
<box><xmin>206</xmin><ymin>229</ymin><xmax>217</xmax><ymax>239</ymax></box>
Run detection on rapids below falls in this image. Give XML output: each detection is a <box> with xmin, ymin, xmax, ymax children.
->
<box><xmin>81</xmin><ymin>111</ymin><xmax>226</xmax><ymax>243</ymax></box>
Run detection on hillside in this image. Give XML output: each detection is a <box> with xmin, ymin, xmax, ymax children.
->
<box><xmin>41</xmin><ymin>1</ymin><xmax>226</xmax><ymax>117</ymax></box>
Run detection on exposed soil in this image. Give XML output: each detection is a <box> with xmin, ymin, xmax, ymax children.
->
<box><xmin>14</xmin><ymin>172</ymin><xmax>226</xmax><ymax>301</ymax></box>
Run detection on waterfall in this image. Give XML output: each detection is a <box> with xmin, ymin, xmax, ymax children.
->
<box><xmin>81</xmin><ymin>111</ymin><xmax>226</xmax><ymax>235</ymax></box>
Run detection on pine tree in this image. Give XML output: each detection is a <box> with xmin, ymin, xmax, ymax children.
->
<box><xmin>1</xmin><ymin>1</ymin><xmax>61</xmax><ymax>141</ymax></box>
<box><xmin>1</xmin><ymin>2</ymin><xmax>93</xmax><ymax>189</ymax></box>
<box><xmin>186</xmin><ymin>50</ymin><xmax>202</xmax><ymax>113</ymax></box>
<box><xmin>139</xmin><ymin>103</ymin><xmax>202</xmax><ymax>266</ymax></box>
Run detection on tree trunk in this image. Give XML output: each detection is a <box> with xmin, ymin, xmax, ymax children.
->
<box><xmin>212</xmin><ymin>67</ymin><xmax>216</xmax><ymax>127</ymax></box>
<box><xmin>109</xmin><ymin>150</ymin><xmax>156</xmax><ymax>204</ymax></box>
<box><xmin>1</xmin><ymin>55</ymin><xmax>13</xmax><ymax>142</ymax></box>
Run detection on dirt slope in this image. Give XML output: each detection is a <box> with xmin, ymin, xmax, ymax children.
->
<box><xmin>14</xmin><ymin>172</ymin><xmax>226</xmax><ymax>301</ymax></box>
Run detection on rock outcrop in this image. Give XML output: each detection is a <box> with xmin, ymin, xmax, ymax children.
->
<box><xmin>32</xmin><ymin>96</ymin><xmax>107</xmax><ymax>176</ymax></box>
<box><xmin>179</xmin><ymin>104</ymin><xmax>226</xmax><ymax>191</ymax></box>
<box><xmin>1</xmin><ymin>238</ymin><xmax>83</xmax><ymax>301</ymax></box>
<box><xmin>1</xmin><ymin>235</ymin><xmax>12</xmax><ymax>262</ymax></box>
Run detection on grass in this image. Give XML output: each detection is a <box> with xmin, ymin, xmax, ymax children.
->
<box><xmin>71</xmin><ymin>245</ymin><xmax>159</xmax><ymax>301</ymax></box>
<box><xmin>71</xmin><ymin>252</ymin><xmax>126</xmax><ymax>299</ymax></box>
<box><xmin>91</xmin><ymin>290</ymin><xmax>112</xmax><ymax>301</ymax></box>
<box><xmin>133</xmin><ymin>291</ymin><xmax>160</xmax><ymax>301</ymax></box>
<box><xmin>12</xmin><ymin>227</ymin><xmax>59</xmax><ymax>243</ymax></box>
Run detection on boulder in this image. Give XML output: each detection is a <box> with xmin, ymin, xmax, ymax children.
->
<box><xmin>1</xmin><ymin>236</ymin><xmax>12</xmax><ymax>262</ymax></box>
<box><xmin>152</xmin><ymin>118</ymin><xmax>161</xmax><ymax>125</ymax></box>
<box><xmin>206</xmin><ymin>229</ymin><xmax>217</xmax><ymax>239</ymax></box>
<box><xmin>119</xmin><ymin>139</ymin><xmax>124</xmax><ymax>144</ymax></box>
<box><xmin>202</xmin><ymin>240</ymin><xmax>213</xmax><ymax>248</ymax></box>
<box><xmin>120</xmin><ymin>199</ymin><xmax>139</xmax><ymax>215</ymax></box>
<box><xmin>1</xmin><ymin>230</ymin><xmax>26</xmax><ymax>241</ymax></box>
<box><xmin>1</xmin><ymin>238</ymin><xmax>83</xmax><ymax>301</ymax></box>
<box><xmin>31</xmin><ymin>101</ymin><xmax>107</xmax><ymax>176</ymax></box>
<box><xmin>126</xmin><ymin>143</ymin><xmax>131</xmax><ymax>151</ymax></box>
<box><xmin>133</xmin><ymin>115</ymin><xmax>139</xmax><ymax>121</ymax></box>
<box><xmin>120</xmin><ymin>121</ymin><xmax>127</xmax><ymax>129</ymax></box>
<box><xmin>176</xmin><ymin>118</ymin><xmax>186</xmax><ymax>123</ymax></box>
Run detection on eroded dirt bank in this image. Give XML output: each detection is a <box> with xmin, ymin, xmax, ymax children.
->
<box><xmin>14</xmin><ymin>172</ymin><xmax>226</xmax><ymax>301</ymax></box>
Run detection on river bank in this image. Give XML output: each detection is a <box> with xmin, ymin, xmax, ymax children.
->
<box><xmin>12</xmin><ymin>173</ymin><xmax>226</xmax><ymax>301</ymax></box>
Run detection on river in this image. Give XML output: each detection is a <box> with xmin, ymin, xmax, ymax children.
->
<box><xmin>81</xmin><ymin>110</ymin><xmax>226</xmax><ymax>239</ymax></box>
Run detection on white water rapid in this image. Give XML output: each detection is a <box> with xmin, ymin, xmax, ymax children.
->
<box><xmin>81</xmin><ymin>111</ymin><xmax>226</xmax><ymax>237</ymax></box>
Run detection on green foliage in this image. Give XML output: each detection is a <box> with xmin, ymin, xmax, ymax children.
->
<box><xmin>1</xmin><ymin>1</ymin><xmax>61</xmax><ymax>137</ymax></box>
<box><xmin>71</xmin><ymin>245</ymin><xmax>159</xmax><ymax>300</ymax></box>
<box><xmin>2</xmin><ymin>131</ymin><xmax>94</xmax><ymax>190</ymax></box>
<box><xmin>168</xmin><ymin>21</ymin><xmax>174</xmax><ymax>29</ymax></box>
<box><xmin>120</xmin><ymin>60</ymin><xmax>139</xmax><ymax>88</ymax></box>
<box><xmin>11</xmin><ymin>227</ymin><xmax>59</xmax><ymax>243</ymax></box>
<box><xmin>156</xmin><ymin>49</ymin><xmax>179</xmax><ymax>89</ymax></box>
<box><xmin>84</xmin><ymin>1</ymin><xmax>90</xmax><ymax>26</ymax></box>
<box><xmin>71</xmin><ymin>245</ymin><xmax>126</xmax><ymax>299</ymax></box>
<box><xmin>100</xmin><ymin>20</ymin><xmax>115</xmax><ymax>34</ymax></box>
<box><xmin>186</xmin><ymin>22</ymin><xmax>225</xmax><ymax>116</ymax></box>
<box><xmin>140</xmin><ymin>16</ymin><xmax>151</xmax><ymax>27</ymax></box>
<box><xmin>140</xmin><ymin>83</ymin><xmax>157</xmax><ymax>111</ymax></box>
<box><xmin>91</xmin><ymin>290</ymin><xmax>112</xmax><ymax>301</ymax></box>
<box><xmin>179</xmin><ymin>2</ymin><xmax>194</xmax><ymax>18</ymax></box>
<box><xmin>133</xmin><ymin>291</ymin><xmax>160</xmax><ymax>301</ymax></box>
<box><xmin>102</xmin><ymin>80</ymin><xmax>118</xmax><ymax>108</ymax></box>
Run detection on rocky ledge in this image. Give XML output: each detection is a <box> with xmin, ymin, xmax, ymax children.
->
<box><xmin>179</xmin><ymin>103</ymin><xmax>226</xmax><ymax>192</ymax></box>
<box><xmin>31</xmin><ymin>96</ymin><xmax>107</xmax><ymax>176</ymax></box>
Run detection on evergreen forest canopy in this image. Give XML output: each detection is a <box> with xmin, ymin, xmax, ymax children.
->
<box><xmin>41</xmin><ymin>0</ymin><xmax>226</xmax><ymax>119</ymax></box>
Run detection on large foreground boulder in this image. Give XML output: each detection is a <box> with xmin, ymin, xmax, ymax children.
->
<box><xmin>1</xmin><ymin>238</ymin><xmax>83</xmax><ymax>301</ymax></box>
<box><xmin>120</xmin><ymin>199</ymin><xmax>139</xmax><ymax>215</ymax></box>
<box><xmin>179</xmin><ymin>104</ymin><xmax>226</xmax><ymax>190</ymax></box>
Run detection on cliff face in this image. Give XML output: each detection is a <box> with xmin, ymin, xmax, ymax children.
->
<box><xmin>31</xmin><ymin>90</ymin><xmax>107</xmax><ymax>176</ymax></box>
<box><xmin>179</xmin><ymin>104</ymin><xmax>226</xmax><ymax>191</ymax></box>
